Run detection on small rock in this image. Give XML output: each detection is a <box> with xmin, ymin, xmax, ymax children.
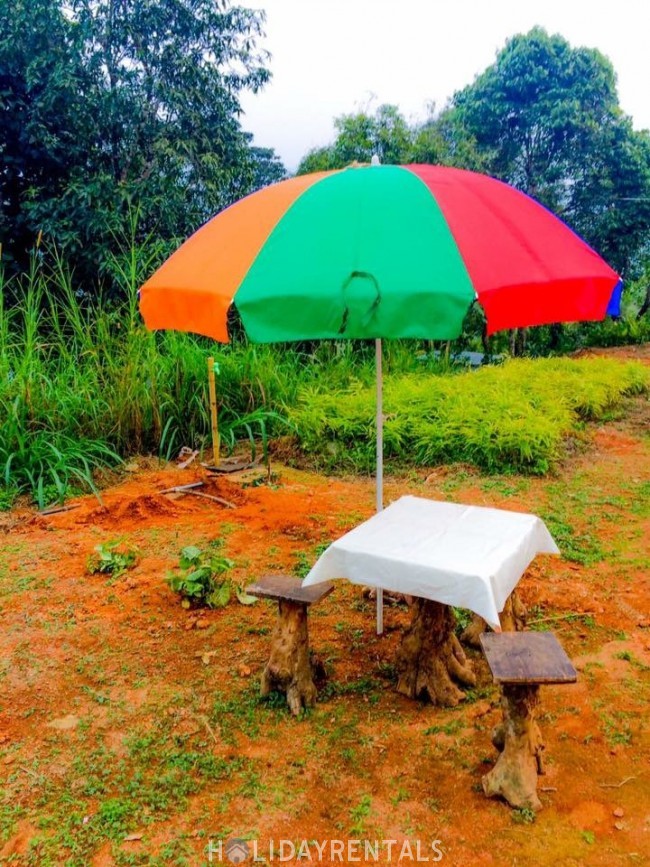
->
<box><xmin>614</xmin><ymin>821</ymin><xmax>625</xmax><ymax>831</ymax></box>
<box><xmin>195</xmin><ymin>618</ymin><xmax>209</xmax><ymax>629</ymax></box>
<box><xmin>613</xmin><ymin>808</ymin><xmax>625</xmax><ymax>818</ymax></box>
<box><xmin>125</xmin><ymin>578</ymin><xmax>137</xmax><ymax>590</ymax></box>
<box><xmin>610</xmin><ymin>748</ymin><xmax>618</xmax><ymax>756</ymax></box>
<box><xmin>0</xmin><ymin>733</ymin><xmax>8</xmax><ymax>744</ymax></box>
<box><xmin>185</xmin><ymin>620</ymin><xmax>196</xmax><ymax>631</ymax></box>
<box><xmin>124</xmin><ymin>833</ymin><xmax>143</xmax><ymax>842</ymax></box>
<box><xmin>165</xmin><ymin>622</ymin><xmax>174</xmax><ymax>630</ymax></box>
<box><xmin>238</xmin><ymin>664</ymin><xmax>251</xmax><ymax>678</ymax></box>
<box><xmin>3</xmin><ymin>755</ymin><xmax>15</xmax><ymax>766</ymax></box>
<box><xmin>638</xmin><ymin>619</ymin><xmax>649</xmax><ymax>629</ymax></box>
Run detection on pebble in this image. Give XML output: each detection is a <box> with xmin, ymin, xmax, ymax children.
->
<box><xmin>238</xmin><ymin>664</ymin><xmax>251</xmax><ymax>678</ymax></box>
<box><xmin>195</xmin><ymin>618</ymin><xmax>209</xmax><ymax>629</ymax></box>
<box><xmin>613</xmin><ymin>808</ymin><xmax>625</xmax><ymax>818</ymax></box>
<box><xmin>614</xmin><ymin>821</ymin><xmax>625</xmax><ymax>831</ymax></box>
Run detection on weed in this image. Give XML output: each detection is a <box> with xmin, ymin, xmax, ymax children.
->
<box><xmin>423</xmin><ymin>719</ymin><xmax>464</xmax><ymax>736</ymax></box>
<box><xmin>512</xmin><ymin>807</ymin><xmax>536</xmax><ymax>824</ymax></box>
<box><xmin>166</xmin><ymin>544</ymin><xmax>255</xmax><ymax>609</ymax></box>
<box><xmin>87</xmin><ymin>541</ymin><xmax>138</xmax><ymax>578</ymax></box>
<box><xmin>349</xmin><ymin>794</ymin><xmax>372</xmax><ymax>836</ymax></box>
<box><xmin>293</xmin><ymin>542</ymin><xmax>331</xmax><ymax>578</ymax></box>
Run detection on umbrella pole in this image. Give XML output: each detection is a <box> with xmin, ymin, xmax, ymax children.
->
<box><xmin>375</xmin><ymin>338</ymin><xmax>384</xmax><ymax>635</ymax></box>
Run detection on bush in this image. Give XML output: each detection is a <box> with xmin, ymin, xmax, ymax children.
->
<box><xmin>291</xmin><ymin>357</ymin><xmax>649</xmax><ymax>475</ymax></box>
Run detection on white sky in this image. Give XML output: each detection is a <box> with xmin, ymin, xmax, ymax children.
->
<box><xmin>239</xmin><ymin>0</ymin><xmax>650</xmax><ymax>171</ymax></box>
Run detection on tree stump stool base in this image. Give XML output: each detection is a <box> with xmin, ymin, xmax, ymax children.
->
<box><xmin>396</xmin><ymin>598</ymin><xmax>476</xmax><ymax>706</ymax></box>
<box><xmin>479</xmin><ymin>631</ymin><xmax>577</xmax><ymax>811</ymax></box>
<box><xmin>246</xmin><ymin>576</ymin><xmax>333</xmax><ymax>716</ymax></box>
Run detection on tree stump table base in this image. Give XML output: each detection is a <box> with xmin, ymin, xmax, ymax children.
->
<box><xmin>396</xmin><ymin>598</ymin><xmax>476</xmax><ymax>706</ymax></box>
<box><xmin>461</xmin><ymin>589</ymin><xmax>527</xmax><ymax>648</ymax></box>
<box><xmin>246</xmin><ymin>576</ymin><xmax>334</xmax><ymax>716</ymax></box>
<box><xmin>479</xmin><ymin>631</ymin><xmax>577</xmax><ymax>812</ymax></box>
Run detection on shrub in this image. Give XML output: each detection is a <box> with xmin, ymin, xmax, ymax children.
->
<box><xmin>291</xmin><ymin>357</ymin><xmax>649</xmax><ymax>475</ymax></box>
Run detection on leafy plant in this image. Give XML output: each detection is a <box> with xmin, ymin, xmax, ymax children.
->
<box><xmin>87</xmin><ymin>541</ymin><xmax>138</xmax><ymax>578</ymax></box>
<box><xmin>166</xmin><ymin>545</ymin><xmax>255</xmax><ymax>609</ymax></box>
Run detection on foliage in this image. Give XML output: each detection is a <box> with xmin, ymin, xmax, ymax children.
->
<box><xmin>87</xmin><ymin>541</ymin><xmax>138</xmax><ymax>578</ymax></box>
<box><xmin>296</xmin><ymin>102</ymin><xmax>484</xmax><ymax>174</ymax></box>
<box><xmin>166</xmin><ymin>543</ymin><xmax>255</xmax><ymax>608</ymax></box>
<box><xmin>1</xmin><ymin>245</ymin><xmax>648</xmax><ymax>508</ymax></box>
<box><xmin>449</xmin><ymin>27</ymin><xmax>650</xmax><ymax>279</ymax></box>
<box><xmin>295</xmin><ymin>30</ymin><xmax>650</xmax><ymax>316</ymax></box>
<box><xmin>0</xmin><ymin>246</ymin><xmax>298</xmax><ymax>504</ymax></box>
<box><xmin>0</xmin><ymin>0</ymin><xmax>282</xmax><ymax>286</ymax></box>
<box><xmin>291</xmin><ymin>357</ymin><xmax>649</xmax><ymax>475</ymax></box>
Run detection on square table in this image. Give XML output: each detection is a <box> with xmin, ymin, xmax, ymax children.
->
<box><xmin>302</xmin><ymin>495</ymin><xmax>559</xmax><ymax>628</ymax></box>
<box><xmin>302</xmin><ymin>495</ymin><xmax>559</xmax><ymax>706</ymax></box>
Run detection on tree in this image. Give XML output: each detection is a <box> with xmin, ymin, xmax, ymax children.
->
<box><xmin>0</xmin><ymin>0</ymin><xmax>281</xmax><ymax>286</ymax></box>
<box><xmin>450</xmin><ymin>27</ymin><xmax>650</xmax><ymax>278</ymax></box>
<box><xmin>409</xmin><ymin>106</ymin><xmax>487</xmax><ymax>172</ymax></box>
<box><xmin>296</xmin><ymin>103</ymin><xmax>489</xmax><ymax>176</ymax></box>
<box><xmin>297</xmin><ymin>104</ymin><xmax>413</xmax><ymax>174</ymax></box>
<box><xmin>247</xmin><ymin>142</ymin><xmax>288</xmax><ymax>190</ymax></box>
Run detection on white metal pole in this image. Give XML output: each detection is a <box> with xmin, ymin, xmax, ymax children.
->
<box><xmin>375</xmin><ymin>337</ymin><xmax>384</xmax><ymax>635</ymax></box>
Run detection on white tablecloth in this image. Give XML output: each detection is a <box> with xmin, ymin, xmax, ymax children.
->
<box><xmin>302</xmin><ymin>495</ymin><xmax>559</xmax><ymax>628</ymax></box>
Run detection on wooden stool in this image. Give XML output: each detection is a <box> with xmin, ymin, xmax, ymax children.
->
<box><xmin>480</xmin><ymin>631</ymin><xmax>577</xmax><ymax>811</ymax></box>
<box><xmin>246</xmin><ymin>575</ymin><xmax>333</xmax><ymax>716</ymax></box>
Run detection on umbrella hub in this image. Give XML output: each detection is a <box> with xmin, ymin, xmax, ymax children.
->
<box><xmin>339</xmin><ymin>270</ymin><xmax>381</xmax><ymax>335</ymax></box>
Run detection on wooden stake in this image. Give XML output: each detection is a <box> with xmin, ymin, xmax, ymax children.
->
<box><xmin>207</xmin><ymin>356</ymin><xmax>219</xmax><ymax>466</ymax></box>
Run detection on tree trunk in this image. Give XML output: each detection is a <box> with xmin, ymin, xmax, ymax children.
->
<box><xmin>482</xmin><ymin>684</ymin><xmax>544</xmax><ymax>811</ymax></box>
<box><xmin>461</xmin><ymin>590</ymin><xmax>527</xmax><ymax>648</ymax></box>
<box><xmin>260</xmin><ymin>600</ymin><xmax>318</xmax><ymax>715</ymax></box>
<box><xmin>396</xmin><ymin>599</ymin><xmax>476</xmax><ymax>706</ymax></box>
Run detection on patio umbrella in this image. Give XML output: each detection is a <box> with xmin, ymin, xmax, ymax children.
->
<box><xmin>139</xmin><ymin>163</ymin><xmax>621</xmax><ymax>632</ymax></box>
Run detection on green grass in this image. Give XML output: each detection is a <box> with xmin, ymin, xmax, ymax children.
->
<box><xmin>2</xmin><ymin>246</ymin><xmax>648</xmax><ymax>505</ymax></box>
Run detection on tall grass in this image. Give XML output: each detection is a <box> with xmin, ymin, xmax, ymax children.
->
<box><xmin>0</xmin><ymin>248</ymin><xmax>445</xmax><ymax>507</ymax></box>
<box><xmin>2</xmin><ymin>244</ymin><xmax>648</xmax><ymax>507</ymax></box>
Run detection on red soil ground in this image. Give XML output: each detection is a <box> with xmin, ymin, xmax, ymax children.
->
<box><xmin>0</xmin><ymin>346</ymin><xmax>648</xmax><ymax>866</ymax></box>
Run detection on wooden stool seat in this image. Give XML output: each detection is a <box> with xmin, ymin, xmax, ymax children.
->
<box><xmin>480</xmin><ymin>631</ymin><xmax>577</xmax><ymax>684</ymax></box>
<box><xmin>479</xmin><ymin>631</ymin><xmax>576</xmax><ymax>812</ymax></box>
<box><xmin>246</xmin><ymin>575</ymin><xmax>334</xmax><ymax>606</ymax></box>
<box><xmin>246</xmin><ymin>575</ymin><xmax>333</xmax><ymax>716</ymax></box>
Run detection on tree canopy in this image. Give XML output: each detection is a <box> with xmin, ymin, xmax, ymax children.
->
<box><xmin>450</xmin><ymin>27</ymin><xmax>650</xmax><ymax>278</ymax></box>
<box><xmin>0</xmin><ymin>0</ymin><xmax>283</xmax><ymax>283</ymax></box>
<box><xmin>296</xmin><ymin>28</ymin><xmax>650</xmax><ymax>287</ymax></box>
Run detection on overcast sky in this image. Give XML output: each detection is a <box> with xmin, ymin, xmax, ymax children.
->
<box><xmin>239</xmin><ymin>0</ymin><xmax>650</xmax><ymax>171</ymax></box>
